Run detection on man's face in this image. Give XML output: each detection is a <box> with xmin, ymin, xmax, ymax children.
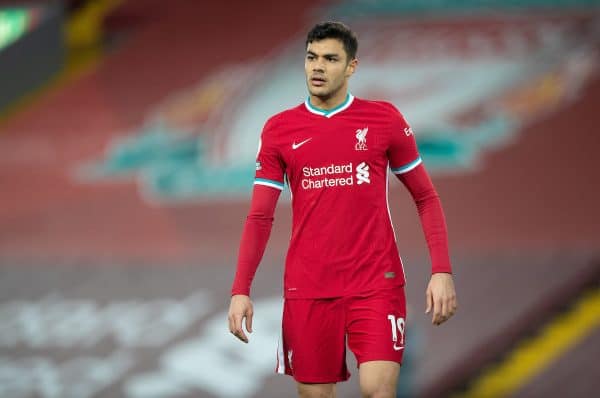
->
<box><xmin>305</xmin><ymin>38</ymin><xmax>356</xmax><ymax>100</ymax></box>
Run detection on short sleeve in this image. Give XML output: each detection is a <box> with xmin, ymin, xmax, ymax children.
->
<box><xmin>254</xmin><ymin>118</ymin><xmax>285</xmax><ymax>190</ymax></box>
<box><xmin>387</xmin><ymin>107</ymin><xmax>422</xmax><ymax>175</ymax></box>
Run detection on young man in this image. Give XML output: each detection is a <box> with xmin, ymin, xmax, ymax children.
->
<box><xmin>228</xmin><ymin>21</ymin><xmax>457</xmax><ymax>398</ymax></box>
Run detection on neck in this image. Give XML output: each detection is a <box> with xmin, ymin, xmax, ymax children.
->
<box><xmin>309</xmin><ymin>87</ymin><xmax>349</xmax><ymax>110</ymax></box>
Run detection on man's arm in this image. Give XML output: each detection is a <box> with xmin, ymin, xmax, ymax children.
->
<box><xmin>385</xmin><ymin>103</ymin><xmax>457</xmax><ymax>326</ymax></box>
<box><xmin>396</xmin><ymin>165</ymin><xmax>457</xmax><ymax>326</ymax></box>
<box><xmin>228</xmin><ymin>184</ymin><xmax>280</xmax><ymax>343</ymax></box>
<box><xmin>229</xmin><ymin>115</ymin><xmax>284</xmax><ymax>342</ymax></box>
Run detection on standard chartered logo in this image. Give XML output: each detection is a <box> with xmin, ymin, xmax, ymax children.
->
<box><xmin>356</xmin><ymin>162</ymin><xmax>370</xmax><ymax>184</ymax></box>
<box><xmin>301</xmin><ymin>162</ymin><xmax>370</xmax><ymax>189</ymax></box>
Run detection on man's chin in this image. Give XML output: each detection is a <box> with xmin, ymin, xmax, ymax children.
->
<box><xmin>308</xmin><ymin>88</ymin><xmax>332</xmax><ymax>100</ymax></box>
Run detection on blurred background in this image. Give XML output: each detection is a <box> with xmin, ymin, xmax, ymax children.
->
<box><xmin>0</xmin><ymin>0</ymin><xmax>599</xmax><ymax>397</ymax></box>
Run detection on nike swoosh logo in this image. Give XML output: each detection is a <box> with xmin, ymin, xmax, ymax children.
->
<box><xmin>393</xmin><ymin>345</ymin><xmax>404</xmax><ymax>351</ymax></box>
<box><xmin>292</xmin><ymin>138</ymin><xmax>312</xmax><ymax>150</ymax></box>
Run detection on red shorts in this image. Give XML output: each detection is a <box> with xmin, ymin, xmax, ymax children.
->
<box><xmin>276</xmin><ymin>287</ymin><xmax>406</xmax><ymax>383</ymax></box>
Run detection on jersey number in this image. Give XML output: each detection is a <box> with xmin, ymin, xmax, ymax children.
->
<box><xmin>387</xmin><ymin>314</ymin><xmax>405</xmax><ymax>349</ymax></box>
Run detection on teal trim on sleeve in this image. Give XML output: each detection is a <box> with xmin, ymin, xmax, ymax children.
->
<box><xmin>254</xmin><ymin>178</ymin><xmax>284</xmax><ymax>189</ymax></box>
<box><xmin>391</xmin><ymin>156</ymin><xmax>423</xmax><ymax>174</ymax></box>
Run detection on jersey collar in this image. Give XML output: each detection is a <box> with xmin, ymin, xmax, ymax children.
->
<box><xmin>304</xmin><ymin>93</ymin><xmax>354</xmax><ymax>118</ymax></box>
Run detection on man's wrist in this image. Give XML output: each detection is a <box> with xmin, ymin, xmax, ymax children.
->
<box><xmin>431</xmin><ymin>269</ymin><xmax>452</xmax><ymax>275</ymax></box>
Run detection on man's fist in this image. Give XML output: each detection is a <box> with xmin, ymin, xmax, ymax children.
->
<box><xmin>228</xmin><ymin>294</ymin><xmax>254</xmax><ymax>343</ymax></box>
<box><xmin>425</xmin><ymin>273</ymin><xmax>457</xmax><ymax>326</ymax></box>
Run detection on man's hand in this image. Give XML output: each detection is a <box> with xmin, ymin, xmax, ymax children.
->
<box><xmin>425</xmin><ymin>273</ymin><xmax>457</xmax><ymax>326</ymax></box>
<box><xmin>228</xmin><ymin>294</ymin><xmax>254</xmax><ymax>343</ymax></box>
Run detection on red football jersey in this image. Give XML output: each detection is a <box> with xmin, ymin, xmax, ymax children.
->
<box><xmin>255</xmin><ymin>94</ymin><xmax>423</xmax><ymax>299</ymax></box>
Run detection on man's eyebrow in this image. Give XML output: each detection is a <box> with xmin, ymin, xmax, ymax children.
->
<box><xmin>306</xmin><ymin>51</ymin><xmax>341</xmax><ymax>58</ymax></box>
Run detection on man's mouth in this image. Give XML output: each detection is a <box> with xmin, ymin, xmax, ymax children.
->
<box><xmin>311</xmin><ymin>76</ymin><xmax>326</xmax><ymax>87</ymax></box>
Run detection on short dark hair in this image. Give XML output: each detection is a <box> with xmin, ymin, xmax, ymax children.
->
<box><xmin>305</xmin><ymin>21</ymin><xmax>358</xmax><ymax>61</ymax></box>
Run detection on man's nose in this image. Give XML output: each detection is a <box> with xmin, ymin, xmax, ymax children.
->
<box><xmin>313</xmin><ymin>59</ymin><xmax>325</xmax><ymax>71</ymax></box>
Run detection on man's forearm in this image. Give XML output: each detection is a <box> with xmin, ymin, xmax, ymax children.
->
<box><xmin>397</xmin><ymin>165</ymin><xmax>452</xmax><ymax>274</ymax></box>
<box><xmin>230</xmin><ymin>185</ymin><xmax>280</xmax><ymax>296</ymax></box>
<box><xmin>415</xmin><ymin>189</ymin><xmax>452</xmax><ymax>274</ymax></box>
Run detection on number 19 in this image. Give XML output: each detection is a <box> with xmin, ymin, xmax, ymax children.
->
<box><xmin>387</xmin><ymin>314</ymin><xmax>405</xmax><ymax>345</ymax></box>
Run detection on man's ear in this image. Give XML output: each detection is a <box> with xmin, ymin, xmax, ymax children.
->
<box><xmin>346</xmin><ymin>58</ymin><xmax>358</xmax><ymax>77</ymax></box>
